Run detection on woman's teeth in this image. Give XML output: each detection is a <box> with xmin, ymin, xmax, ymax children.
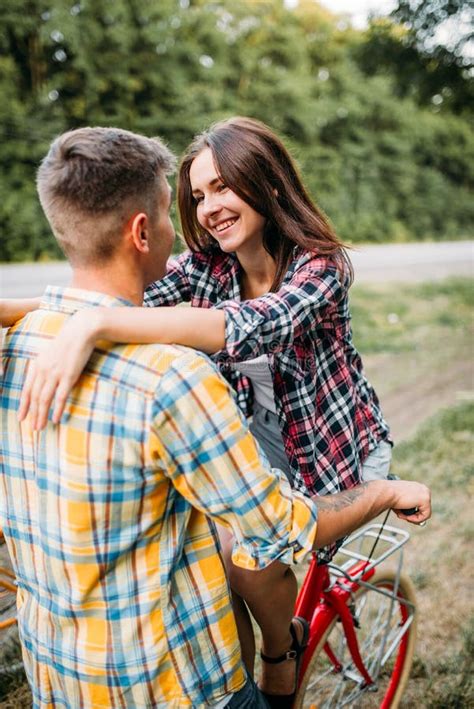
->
<box><xmin>216</xmin><ymin>218</ymin><xmax>237</xmax><ymax>232</ymax></box>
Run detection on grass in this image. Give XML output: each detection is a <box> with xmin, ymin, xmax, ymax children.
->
<box><xmin>423</xmin><ymin>619</ymin><xmax>474</xmax><ymax>708</ymax></box>
<box><xmin>350</xmin><ymin>278</ymin><xmax>474</xmax><ymax>707</ymax></box>
<box><xmin>348</xmin><ymin>277</ymin><xmax>473</xmax><ymax>441</ymax></box>
<box><xmin>393</xmin><ymin>403</ymin><xmax>474</xmax><ymax>494</ymax></box>
<box><xmin>390</xmin><ymin>402</ymin><xmax>474</xmax><ymax>707</ymax></box>
<box><xmin>349</xmin><ymin>277</ymin><xmax>473</xmax><ymax>355</ymax></box>
<box><xmin>0</xmin><ymin>631</ymin><xmax>26</xmax><ymax>704</ymax></box>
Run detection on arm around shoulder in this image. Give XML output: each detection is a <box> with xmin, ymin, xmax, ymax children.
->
<box><xmin>0</xmin><ymin>298</ymin><xmax>41</xmax><ymax>327</ymax></box>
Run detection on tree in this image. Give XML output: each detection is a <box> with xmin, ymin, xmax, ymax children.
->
<box><xmin>392</xmin><ymin>0</ymin><xmax>472</xmax><ymax>59</ymax></box>
<box><xmin>354</xmin><ymin>1</ymin><xmax>473</xmax><ymax>113</ymax></box>
<box><xmin>0</xmin><ymin>0</ymin><xmax>472</xmax><ymax>261</ymax></box>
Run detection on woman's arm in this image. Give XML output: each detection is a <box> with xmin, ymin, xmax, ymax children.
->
<box><xmin>18</xmin><ymin>255</ymin><xmax>343</xmax><ymax>428</ymax></box>
<box><xmin>147</xmin><ymin>253</ymin><xmax>345</xmax><ymax>360</ymax></box>
<box><xmin>88</xmin><ymin>305</ymin><xmax>225</xmax><ymax>353</ymax></box>
<box><xmin>18</xmin><ymin>304</ymin><xmax>225</xmax><ymax>430</ymax></box>
<box><xmin>0</xmin><ymin>298</ymin><xmax>41</xmax><ymax>327</ymax></box>
<box><xmin>214</xmin><ymin>257</ymin><xmax>345</xmax><ymax>361</ymax></box>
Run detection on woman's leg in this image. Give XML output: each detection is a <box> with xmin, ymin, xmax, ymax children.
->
<box><xmin>216</xmin><ymin>524</ymin><xmax>302</xmax><ymax>696</ymax></box>
<box><xmin>219</xmin><ymin>523</ymin><xmax>256</xmax><ymax>673</ymax></box>
<box><xmin>230</xmin><ymin>591</ymin><xmax>256</xmax><ymax>675</ymax></box>
<box><xmin>219</xmin><ymin>404</ymin><xmax>303</xmax><ymax>693</ymax></box>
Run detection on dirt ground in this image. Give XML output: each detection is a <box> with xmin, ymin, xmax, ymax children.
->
<box><xmin>357</xmin><ymin>320</ymin><xmax>474</xmax><ymax>705</ymax></box>
<box><xmin>364</xmin><ymin>341</ymin><xmax>473</xmax><ymax>444</ymax></box>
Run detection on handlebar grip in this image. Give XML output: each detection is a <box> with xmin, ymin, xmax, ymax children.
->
<box><xmin>399</xmin><ymin>507</ymin><xmax>418</xmax><ymax>516</ymax></box>
<box><xmin>387</xmin><ymin>475</ymin><xmax>419</xmax><ymax>516</ymax></box>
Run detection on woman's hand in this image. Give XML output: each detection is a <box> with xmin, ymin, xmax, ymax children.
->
<box><xmin>18</xmin><ymin>309</ymin><xmax>101</xmax><ymax>430</ymax></box>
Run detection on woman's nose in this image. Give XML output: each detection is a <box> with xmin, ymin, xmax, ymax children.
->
<box><xmin>201</xmin><ymin>194</ymin><xmax>222</xmax><ymax>218</ymax></box>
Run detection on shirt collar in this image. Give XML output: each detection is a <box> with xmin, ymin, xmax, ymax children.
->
<box><xmin>40</xmin><ymin>286</ymin><xmax>134</xmax><ymax>315</ymax></box>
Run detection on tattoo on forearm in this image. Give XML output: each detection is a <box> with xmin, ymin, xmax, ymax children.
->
<box><xmin>315</xmin><ymin>483</ymin><xmax>370</xmax><ymax>512</ymax></box>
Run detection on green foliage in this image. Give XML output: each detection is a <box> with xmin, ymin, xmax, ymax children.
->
<box><xmin>356</xmin><ymin>1</ymin><xmax>473</xmax><ymax>114</ymax></box>
<box><xmin>392</xmin><ymin>0</ymin><xmax>472</xmax><ymax>68</ymax></box>
<box><xmin>0</xmin><ymin>0</ymin><xmax>472</xmax><ymax>262</ymax></box>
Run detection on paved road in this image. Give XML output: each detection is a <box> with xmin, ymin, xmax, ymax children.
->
<box><xmin>1</xmin><ymin>240</ymin><xmax>472</xmax><ymax>298</ymax></box>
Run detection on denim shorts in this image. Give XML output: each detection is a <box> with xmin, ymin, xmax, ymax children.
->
<box><xmin>249</xmin><ymin>402</ymin><xmax>292</xmax><ymax>483</ymax></box>
<box><xmin>360</xmin><ymin>440</ymin><xmax>393</xmax><ymax>481</ymax></box>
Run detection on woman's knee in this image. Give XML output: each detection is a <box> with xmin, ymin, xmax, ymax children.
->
<box><xmin>228</xmin><ymin>559</ymin><xmax>293</xmax><ymax>598</ymax></box>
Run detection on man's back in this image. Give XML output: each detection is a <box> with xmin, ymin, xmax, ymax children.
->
<box><xmin>1</xmin><ymin>286</ymin><xmax>248</xmax><ymax>707</ymax></box>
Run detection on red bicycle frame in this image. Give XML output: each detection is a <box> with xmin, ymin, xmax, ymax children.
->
<box><xmin>294</xmin><ymin>556</ymin><xmax>377</xmax><ymax>687</ymax></box>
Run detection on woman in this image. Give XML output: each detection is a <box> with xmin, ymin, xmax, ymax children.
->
<box><xmin>18</xmin><ymin>116</ymin><xmax>392</xmax><ymax>492</ymax></box>
<box><xmin>13</xmin><ymin>117</ymin><xmax>392</xmax><ymax>704</ymax></box>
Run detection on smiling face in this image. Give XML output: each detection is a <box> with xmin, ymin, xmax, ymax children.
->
<box><xmin>188</xmin><ymin>147</ymin><xmax>266</xmax><ymax>255</ymax></box>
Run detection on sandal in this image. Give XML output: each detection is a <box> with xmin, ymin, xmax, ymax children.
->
<box><xmin>260</xmin><ymin>616</ymin><xmax>309</xmax><ymax>709</ymax></box>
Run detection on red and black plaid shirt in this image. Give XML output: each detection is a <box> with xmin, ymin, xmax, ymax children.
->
<box><xmin>145</xmin><ymin>247</ymin><xmax>391</xmax><ymax>500</ymax></box>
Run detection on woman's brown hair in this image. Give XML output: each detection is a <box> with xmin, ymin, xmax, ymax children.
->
<box><xmin>178</xmin><ymin>116</ymin><xmax>352</xmax><ymax>290</ymax></box>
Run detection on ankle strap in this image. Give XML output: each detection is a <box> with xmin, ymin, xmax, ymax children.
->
<box><xmin>260</xmin><ymin>648</ymin><xmax>297</xmax><ymax>664</ymax></box>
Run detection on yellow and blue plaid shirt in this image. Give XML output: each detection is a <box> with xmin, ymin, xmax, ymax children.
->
<box><xmin>0</xmin><ymin>287</ymin><xmax>318</xmax><ymax>708</ymax></box>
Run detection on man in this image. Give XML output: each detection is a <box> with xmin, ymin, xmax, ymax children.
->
<box><xmin>0</xmin><ymin>127</ymin><xmax>431</xmax><ymax>708</ymax></box>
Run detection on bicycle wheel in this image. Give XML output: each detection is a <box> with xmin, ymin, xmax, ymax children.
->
<box><xmin>294</xmin><ymin>569</ymin><xmax>417</xmax><ymax>709</ymax></box>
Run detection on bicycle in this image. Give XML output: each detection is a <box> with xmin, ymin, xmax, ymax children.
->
<box><xmin>293</xmin><ymin>514</ymin><xmax>417</xmax><ymax>709</ymax></box>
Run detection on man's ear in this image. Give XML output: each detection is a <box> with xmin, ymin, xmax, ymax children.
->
<box><xmin>130</xmin><ymin>212</ymin><xmax>150</xmax><ymax>254</ymax></box>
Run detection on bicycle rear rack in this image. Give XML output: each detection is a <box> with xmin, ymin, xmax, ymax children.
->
<box><xmin>327</xmin><ymin>522</ymin><xmax>410</xmax><ymax>587</ymax></box>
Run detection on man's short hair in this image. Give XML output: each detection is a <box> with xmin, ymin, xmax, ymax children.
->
<box><xmin>37</xmin><ymin>127</ymin><xmax>176</xmax><ymax>266</ymax></box>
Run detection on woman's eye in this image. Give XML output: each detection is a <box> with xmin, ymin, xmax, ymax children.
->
<box><xmin>217</xmin><ymin>183</ymin><xmax>228</xmax><ymax>193</ymax></box>
<box><xmin>194</xmin><ymin>194</ymin><xmax>204</xmax><ymax>204</ymax></box>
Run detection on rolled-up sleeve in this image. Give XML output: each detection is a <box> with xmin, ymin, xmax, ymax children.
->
<box><xmin>151</xmin><ymin>351</ymin><xmax>318</xmax><ymax>569</ymax></box>
<box><xmin>144</xmin><ymin>252</ymin><xmax>192</xmax><ymax>307</ymax></box>
<box><xmin>214</xmin><ymin>262</ymin><xmax>343</xmax><ymax>360</ymax></box>
<box><xmin>230</xmin><ymin>475</ymin><xmax>318</xmax><ymax>569</ymax></box>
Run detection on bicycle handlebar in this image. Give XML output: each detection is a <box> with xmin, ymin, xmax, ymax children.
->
<box><xmin>398</xmin><ymin>507</ymin><xmax>418</xmax><ymax>516</ymax></box>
